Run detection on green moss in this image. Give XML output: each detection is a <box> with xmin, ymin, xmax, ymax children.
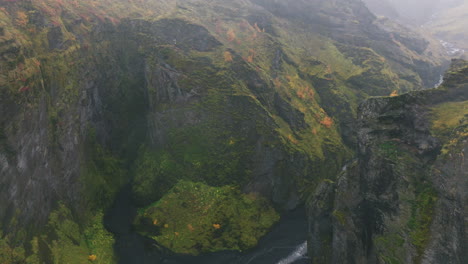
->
<box><xmin>380</xmin><ymin>255</ymin><xmax>403</xmax><ymax>264</ymax></box>
<box><xmin>81</xmin><ymin>128</ymin><xmax>126</xmax><ymax>210</ymax></box>
<box><xmin>132</xmin><ymin>148</ymin><xmax>184</xmax><ymax>205</ymax></box>
<box><xmin>134</xmin><ymin>181</ymin><xmax>279</xmax><ymax>255</ymax></box>
<box><xmin>431</xmin><ymin>100</ymin><xmax>468</xmax><ymax>155</ymax></box>
<box><xmin>83</xmin><ymin>213</ymin><xmax>115</xmax><ymax>264</ymax></box>
<box><xmin>43</xmin><ymin>204</ymin><xmax>89</xmax><ymax>264</ymax></box>
<box><xmin>378</xmin><ymin>141</ymin><xmax>400</xmax><ymax>160</ymax></box>
<box><xmin>431</xmin><ymin>101</ymin><xmax>468</xmax><ymax>135</ymax></box>
<box><xmin>375</xmin><ymin>233</ymin><xmax>405</xmax><ymax>264</ymax></box>
<box><xmin>407</xmin><ymin>185</ymin><xmax>437</xmax><ymax>263</ymax></box>
<box><xmin>332</xmin><ymin>210</ymin><xmax>346</xmax><ymax>226</ymax></box>
<box><xmin>0</xmin><ymin>231</ymin><xmax>26</xmax><ymax>264</ymax></box>
<box><xmin>132</xmin><ymin>94</ymin><xmax>257</xmax><ymax>204</ymax></box>
<box><xmin>21</xmin><ymin>203</ymin><xmax>116</xmax><ymax>264</ymax></box>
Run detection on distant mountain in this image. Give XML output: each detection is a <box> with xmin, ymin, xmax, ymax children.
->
<box><xmin>363</xmin><ymin>0</ymin><xmax>467</xmax><ymax>58</ymax></box>
<box><xmin>361</xmin><ymin>0</ymin><xmax>400</xmax><ymax>20</ymax></box>
<box><xmin>362</xmin><ymin>0</ymin><xmax>441</xmax><ymax>24</ymax></box>
<box><xmin>427</xmin><ymin>1</ymin><xmax>468</xmax><ymax>53</ymax></box>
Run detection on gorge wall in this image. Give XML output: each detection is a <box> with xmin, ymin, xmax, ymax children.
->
<box><xmin>308</xmin><ymin>60</ymin><xmax>468</xmax><ymax>264</ymax></box>
<box><xmin>0</xmin><ymin>0</ymin><xmax>455</xmax><ymax>263</ymax></box>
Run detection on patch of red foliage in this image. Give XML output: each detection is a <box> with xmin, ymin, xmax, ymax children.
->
<box><xmin>19</xmin><ymin>86</ymin><xmax>30</xmax><ymax>92</ymax></box>
<box><xmin>320</xmin><ymin>117</ymin><xmax>333</xmax><ymax>128</ymax></box>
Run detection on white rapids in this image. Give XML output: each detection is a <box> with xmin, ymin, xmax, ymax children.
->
<box><xmin>276</xmin><ymin>241</ymin><xmax>308</xmax><ymax>264</ymax></box>
<box><xmin>440</xmin><ymin>40</ymin><xmax>465</xmax><ymax>56</ymax></box>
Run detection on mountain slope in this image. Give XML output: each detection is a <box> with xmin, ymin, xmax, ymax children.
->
<box><xmin>0</xmin><ymin>0</ymin><xmax>450</xmax><ymax>262</ymax></box>
<box><xmin>363</xmin><ymin>0</ymin><xmax>467</xmax><ymax>58</ymax></box>
<box><xmin>427</xmin><ymin>2</ymin><xmax>468</xmax><ymax>53</ymax></box>
<box><xmin>308</xmin><ymin>59</ymin><xmax>468</xmax><ymax>263</ymax></box>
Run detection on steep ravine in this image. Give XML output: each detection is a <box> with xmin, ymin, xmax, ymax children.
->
<box><xmin>308</xmin><ymin>60</ymin><xmax>468</xmax><ymax>264</ymax></box>
<box><xmin>0</xmin><ymin>0</ymin><xmax>453</xmax><ymax>263</ymax></box>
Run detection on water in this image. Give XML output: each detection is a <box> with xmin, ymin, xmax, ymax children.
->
<box><xmin>422</xmin><ymin>11</ymin><xmax>465</xmax><ymax>58</ymax></box>
<box><xmin>104</xmin><ymin>186</ymin><xmax>309</xmax><ymax>264</ymax></box>
<box><xmin>275</xmin><ymin>241</ymin><xmax>308</xmax><ymax>264</ymax></box>
<box><xmin>439</xmin><ymin>40</ymin><xmax>465</xmax><ymax>56</ymax></box>
<box><xmin>434</xmin><ymin>75</ymin><xmax>444</xmax><ymax>88</ymax></box>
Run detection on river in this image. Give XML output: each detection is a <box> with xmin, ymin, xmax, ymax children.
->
<box><xmin>439</xmin><ymin>40</ymin><xmax>465</xmax><ymax>56</ymax></box>
<box><xmin>104</xmin><ymin>186</ymin><xmax>310</xmax><ymax>264</ymax></box>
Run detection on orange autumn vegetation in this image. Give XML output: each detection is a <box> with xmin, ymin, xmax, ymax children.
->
<box><xmin>224</xmin><ymin>51</ymin><xmax>233</xmax><ymax>62</ymax></box>
<box><xmin>273</xmin><ymin>77</ymin><xmax>281</xmax><ymax>88</ymax></box>
<box><xmin>227</xmin><ymin>28</ymin><xmax>236</xmax><ymax>42</ymax></box>
<box><xmin>16</xmin><ymin>11</ymin><xmax>28</xmax><ymax>26</ymax></box>
<box><xmin>287</xmin><ymin>134</ymin><xmax>299</xmax><ymax>144</ymax></box>
<box><xmin>187</xmin><ymin>224</ymin><xmax>195</xmax><ymax>232</ymax></box>
<box><xmin>390</xmin><ymin>90</ymin><xmax>398</xmax><ymax>97</ymax></box>
<box><xmin>320</xmin><ymin>117</ymin><xmax>333</xmax><ymax>128</ymax></box>
<box><xmin>242</xmin><ymin>51</ymin><xmax>255</xmax><ymax>63</ymax></box>
<box><xmin>296</xmin><ymin>85</ymin><xmax>315</xmax><ymax>100</ymax></box>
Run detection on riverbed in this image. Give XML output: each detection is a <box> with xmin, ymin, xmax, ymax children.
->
<box><xmin>104</xmin><ymin>186</ymin><xmax>309</xmax><ymax>264</ymax></box>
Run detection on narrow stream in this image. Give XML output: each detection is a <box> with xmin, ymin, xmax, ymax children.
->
<box><xmin>104</xmin><ymin>186</ymin><xmax>309</xmax><ymax>264</ymax></box>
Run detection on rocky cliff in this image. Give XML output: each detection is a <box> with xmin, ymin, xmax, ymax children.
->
<box><xmin>308</xmin><ymin>59</ymin><xmax>468</xmax><ymax>264</ymax></box>
<box><xmin>0</xmin><ymin>0</ymin><xmax>451</xmax><ymax>262</ymax></box>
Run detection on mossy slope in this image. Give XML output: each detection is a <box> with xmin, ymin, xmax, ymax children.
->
<box><xmin>134</xmin><ymin>181</ymin><xmax>279</xmax><ymax>255</ymax></box>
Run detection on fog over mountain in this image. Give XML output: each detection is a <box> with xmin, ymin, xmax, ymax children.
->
<box><xmin>363</xmin><ymin>0</ymin><xmax>468</xmax><ymax>57</ymax></box>
<box><xmin>363</xmin><ymin>0</ymin><xmax>465</xmax><ymax>24</ymax></box>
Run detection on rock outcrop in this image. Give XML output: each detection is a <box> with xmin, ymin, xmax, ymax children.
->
<box><xmin>308</xmin><ymin>60</ymin><xmax>468</xmax><ymax>264</ymax></box>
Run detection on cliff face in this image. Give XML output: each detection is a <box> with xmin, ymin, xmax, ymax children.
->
<box><xmin>0</xmin><ymin>0</ymin><xmax>452</xmax><ymax>262</ymax></box>
<box><xmin>308</xmin><ymin>60</ymin><xmax>468</xmax><ymax>264</ymax></box>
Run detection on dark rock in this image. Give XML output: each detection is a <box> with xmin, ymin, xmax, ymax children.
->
<box><xmin>47</xmin><ymin>27</ymin><xmax>65</xmax><ymax>50</ymax></box>
<box><xmin>308</xmin><ymin>60</ymin><xmax>468</xmax><ymax>263</ymax></box>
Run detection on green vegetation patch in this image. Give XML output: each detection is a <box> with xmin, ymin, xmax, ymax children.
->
<box><xmin>132</xmin><ymin>105</ymin><xmax>257</xmax><ymax>205</ymax></box>
<box><xmin>431</xmin><ymin>100</ymin><xmax>468</xmax><ymax>155</ymax></box>
<box><xmin>0</xmin><ymin>203</ymin><xmax>115</xmax><ymax>264</ymax></box>
<box><xmin>332</xmin><ymin>210</ymin><xmax>346</xmax><ymax>226</ymax></box>
<box><xmin>81</xmin><ymin>128</ymin><xmax>126</xmax><ymax>210</ymax></box>
<box><xmin>132</xmin><ymin>148</ymin><xmax>184</xmax><ymax>205</ymax></box>
<box><xmin>431</xmin><ymin>100</ymin><xmax>468</xmax><ymax>135</ymax></box>
<box><xmin>134</xmin><ymin>181</ymin><xmax>280</xmax><ymax>255</ymax></box>
<box><xmin>38</xmin><ymin>205</ymin><xmax>115</xmax><ymax>264</ymax></box>
<box><xmin>378</xmin><ymin>141</ymin><xmax>401</xmax><ymax>161</ymax></box>
<box><xmin>375</xmin><ymin>233</ymin><xmax>405</xmax><ymax>264</ymax></box>
<box><xmin>0</xmin><ymin>231</ymin><xmax>26</xmax><ymax>264</ymax></box>
<box><xmin>407</xmin><ymin>185</ymin><xmax>437</xmax><ymax>263</ymax></box>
